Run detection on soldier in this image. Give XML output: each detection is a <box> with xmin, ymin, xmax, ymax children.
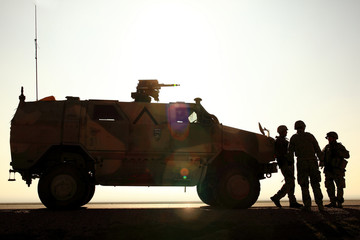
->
<box><xmin>321</xmin><ymin>132</ymin><xmax>350</xmax><ymax>208</ymax></box>
<box><xmin>288</xmin><ymin>120</ymin><xmax>324</xmax><ymax>212</ymax></box>
<box><xmin>270</xmin><ymin>125</ymin><xmax>303</xmax><ymax>208</ymax></box>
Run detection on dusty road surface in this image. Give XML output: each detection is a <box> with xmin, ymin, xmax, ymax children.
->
<box><xmin>0</xmin><ymin>201</ymin><xmax>360</xmax><ymax>240</ymax></box>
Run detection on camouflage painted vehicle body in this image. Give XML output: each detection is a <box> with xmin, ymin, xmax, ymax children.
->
<box><xmin>10</xmin><ymin>86</ymin><xmax>276</xmax><ymax>209</ymax></box>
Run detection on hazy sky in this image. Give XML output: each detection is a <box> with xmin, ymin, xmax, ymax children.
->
<box><xmin>1</xmin><ymin>0</ymin><xmax>359</xmax><ymax>203</ymax></box>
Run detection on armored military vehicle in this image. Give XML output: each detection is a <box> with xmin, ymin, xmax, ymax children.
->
<box><xmin>9</xmin><ymin>80</ymin><xmax>277</xmax><ymax>209</ymax></box>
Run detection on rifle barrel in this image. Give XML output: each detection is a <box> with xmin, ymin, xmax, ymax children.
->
<box><xmin>159</xmin><ymin>84</ymin><xmax>180</xmax><ymax>87</ymax></box>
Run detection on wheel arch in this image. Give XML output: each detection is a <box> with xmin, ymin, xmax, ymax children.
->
<box><xmin>208</xmin><ymin>150</ymin><xmax>260</xmax><ymax>177</ymax></box>
<box><xmin>34</xmin><ymin>145</ymin><xmax>95</xmax><ymax>175</ymax></box>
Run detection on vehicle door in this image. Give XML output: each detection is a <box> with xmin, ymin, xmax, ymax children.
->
<box><xmin>85</xmin><ymin>101</ymin><xmax>129</xmax><ymax>184</ymax></box>
<box><xmin>163</xmin><ymin>103</ymin><xmax>220</xmax><ymax>185</ymax></box>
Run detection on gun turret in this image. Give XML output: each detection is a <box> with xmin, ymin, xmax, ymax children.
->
<box><xmin>131</xmin><ymin>79</ymin><xmax>179</xmax><ymax>102</ymax></box>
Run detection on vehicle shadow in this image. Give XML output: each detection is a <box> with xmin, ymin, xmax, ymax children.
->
<box><xmin>1</xmin><ymin>206</ymin><xmax>359</xmax><ymax>240</ymax></box>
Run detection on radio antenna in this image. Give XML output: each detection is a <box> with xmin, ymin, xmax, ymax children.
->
<box><xmin>34</xmin><ymin>4</ymin><xmax>39</xmax><ymax>101</ymax></box>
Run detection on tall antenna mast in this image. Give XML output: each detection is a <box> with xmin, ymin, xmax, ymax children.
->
<box><xmin>34</xmin><ymin>4</ymin><xmax>39</xmax><ymax>101</ymax></box>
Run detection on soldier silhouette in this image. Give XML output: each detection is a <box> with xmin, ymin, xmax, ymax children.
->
<box><xmin>271</xmin><ymin>125</ymin><xmax>302</xmax><ymax>208</ymax></box>
<box><xmin>288</xmin><ymin>120</ymin><xmax>324</xmax><ymax>212</ymax></box>
<box><xmin>321</xmin><ymin>131</ymin><xmax>350</xmax><ymax>208</ymax></box>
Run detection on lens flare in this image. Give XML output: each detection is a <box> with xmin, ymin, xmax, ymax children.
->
<box><xmin>180</xmin><ymin>168</ymin><xmax>189</xmax><ymax>178</ymax></box>
<box><xmin>167</xmin><ymin>103</ymin><xmax>190</xmax><ymax>141</ymax></box>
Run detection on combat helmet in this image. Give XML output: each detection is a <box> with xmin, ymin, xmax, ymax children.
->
<box><xmin>294</xmin><ymin>120</ymin><xmax>306</xmax><ymax>130</ymax></box>
<box><xmin>277</xmin><ymin>125</ymin><xmax>288</xmax><ymax>134</ymax></box>
<box><xmin>326</xmin><ymin>131</ymin><xmax>338</xmax><ymax>140</ymax></box>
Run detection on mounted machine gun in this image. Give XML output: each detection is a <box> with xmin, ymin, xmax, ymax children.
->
<box><xmin>131</xmin><ymin>79</ymin><xmax>179</xmax><ymax>102</ymax></box>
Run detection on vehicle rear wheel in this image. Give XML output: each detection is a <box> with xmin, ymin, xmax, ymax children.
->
<box><xmin>38</xmin><ymin>164</ymin><xmax>88</xmax><ymax>210</ymax></box>
<box><xmin>216</xmin><ymin>168</ymin><xmax>260</xmax><ymax>209</ymax></box>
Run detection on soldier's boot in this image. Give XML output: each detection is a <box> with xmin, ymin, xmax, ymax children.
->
<box><xmin>337</xmin><ymin>197</ymin><xmax>344</xmax><ymax>208</ymax></box>
<box><xmin>337</xmin><ymin>190</ymin><xmax>344</xmax><ymax>208</ymax></box>
<box><xmin>270</xmin><ymin>196</ymin><xmax>282</xmax><ymax>208</ymax></box>
<box><xmin>318</xmin><ymin>203</ymin><xmax>325</xmax><ymax>212</ymax></box>
<box><xmin>289</xmin><ymin>202</ymin><xmax>303</xmax><ymax>209</ymax></box>
<box><xmin>301</xmin><ymin>205</ymin><xmax>311</xmax><ymax>212</ymax></box>
<box><xmin>325</xmin><ymin>197</ymin><xmax>337</xmax><ymax>208</ymax></box>
<box><xmin>325</xmin><ymin>201</ymin><xmax>337</xmax><ymax>208</ymax></box>
<box><xmin>288</xmin><ymin>194</ymin><xmax>302</xmax><ymax>208</ymax></box>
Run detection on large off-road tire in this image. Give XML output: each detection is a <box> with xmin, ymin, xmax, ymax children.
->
<box><xmin>216</xmin><ymin>168</ymin><xmax>260</xmax><ymax>209</ymax></box>
<box><xmin>196</xmin><ymin>178</ymin><xmax>219</xmax><ymax>207</ymax></box>
<box><xmin>38</xmin><ymin>164</ymin><xmax>89</xmax><ymax>210</ymax></box>
<box><xmin>81</xmin><ymin>180</ymin><xmax>95</xmax><ymax>206</ymax></box>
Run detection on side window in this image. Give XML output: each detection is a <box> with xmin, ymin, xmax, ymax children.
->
<box><xmin>175</xmin><ymin>108</ymin><xmax>189</xmax><ymax>124</ymax></box>
<box><xmin>168</xmin><ymin>104</ymin><xmax>199</xmax><ymax>125</ymax></box>
<box><xmin>188</xmin><ymin>110</ymin><xmax>198</xmax><ymax>123</ymax></box>
<box><xmin>175</xmin><ymin>108</ymin><xmax>198</xmax><ymax>124</ymax></box>
<box><xmin>93</xmin><ymin>105</ymin><xmax>122</xmax><ymax>121</ymax></box>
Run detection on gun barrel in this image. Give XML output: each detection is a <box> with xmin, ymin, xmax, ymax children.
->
<box><xmin>159</xmin><ymin>84</ymin><xmax>180</xmax><ymax>87</ymax></box>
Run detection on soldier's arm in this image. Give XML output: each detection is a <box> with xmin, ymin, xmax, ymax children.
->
<box><xmin>337</xmin><ymin>143</ymin><xmax>350</xmax><ymax>159</ymax></box>
<box><xmin>320</xmin><ymin>146</ymin><xmax>326</xmax><ymax>167</ymax></box>
<box><xmin>287</xmin><ymin>137</ymin><xmax>295</xmax><ymax>162</ymax></box>
<box><xmin>312</xmin><ymin>134</ymin><xmax>324</xmax><ymax>162</ymax></box>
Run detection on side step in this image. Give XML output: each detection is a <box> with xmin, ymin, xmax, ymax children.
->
<box><xmin>8</xmin><ymin>169</ymin><xmax>16</xmax><ymax>181</ymax></box>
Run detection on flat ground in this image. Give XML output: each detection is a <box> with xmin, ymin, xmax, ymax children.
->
<box><xmin>0</xmin><ymin>201</ymin><xmax>359</xmax><ymax>240</ymax></box>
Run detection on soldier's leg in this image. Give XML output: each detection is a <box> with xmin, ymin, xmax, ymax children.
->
<box><xmin>287</xmin><ymin>179</ymin><xmax>296</xmax><ymax>203</ymax></box>
<box><xmin>273</xmin><ymin>168</ymin><xmax>289</xmax><ymax>200</ymax></box>
<box><xmin>335</xmin><ymin>176</ymin><xmax>346</xmax><ymax>207</ymax></box>
<box><xmin>271</xmin><ymin>168</ymin><xmax>288</xmax><ymax>207</ymax></box>
<box><xmin>273</xmin><ymin>168</ymin><xmax>301</xmax><ymax>207</ymax></box>
<box><xmin>285</xmin><ymin>165</ymin><xmax>303</xmax><ymax>208</ymax></box>
<box><xmin>283</xmin><ymin>166</ymin><xmax>297</xmax><ymax>203</ymax></box>
<box><xmin>325</xmin><ymin>172</ymin><xmax>337</xmax><ymax>205</ymax></box>
<box><xmin>309</xmin><ymin>160</ymin><xmax>323</xmax><ymax>210</ymax></box>
<box><xmin>297</xmin><ymin>161</ymin><xmax>311</xmax><ymax>209</ymax></box>
<box><xmin>288</xmin><ymin>176</ymin><xmax>302</xmax><ymax>208</ymax></box>
<box><xmin>300</xmin><ymin>185</ymin><xmax>311</xmax><ymax>210</ymax></box>
<box><xmin>273</xmin><ymin>183</ymin><xmax>287</xmax><ymax>200</ymax></box>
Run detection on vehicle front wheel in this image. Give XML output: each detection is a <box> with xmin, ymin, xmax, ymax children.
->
<box><xmin>196</xmin><ymin>178</ymin><xmax>218</xmax><ymax>207</ymax></box>
<box><xmin>216</xmin><ymin>168</ymin><xmax>260</xmax><ymax>209</ymax></box>
<box><xmin>81</xmin><ymin>179</ymin><xmax>95</xmax><ymax>206</ymax></box>
<box><xmin>38</xmin><ymin>164</ymin><xmax>88</xmax><ymax>210</ymax></box>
